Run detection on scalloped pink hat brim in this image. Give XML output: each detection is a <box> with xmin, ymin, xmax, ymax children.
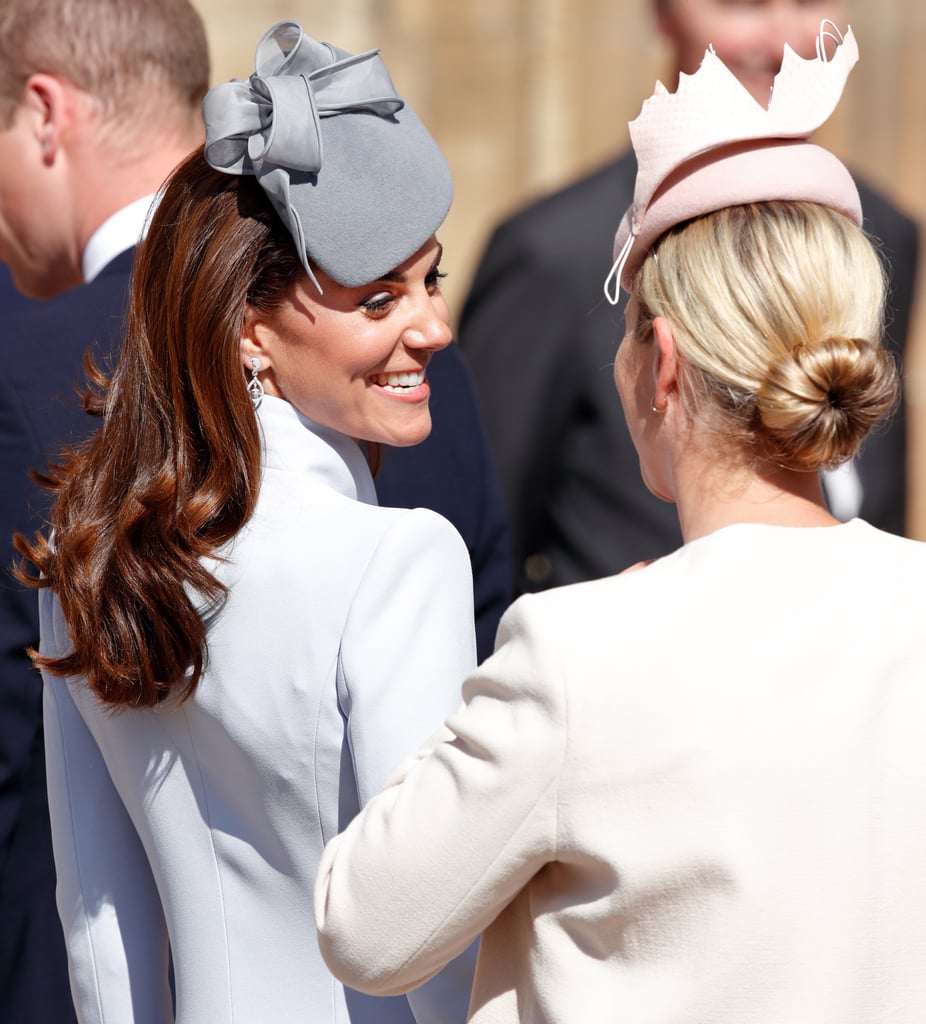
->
<box><xmin>612</xmin><ymin>139</ymin><xmax>861</xmax><ymax>292</ymax></box>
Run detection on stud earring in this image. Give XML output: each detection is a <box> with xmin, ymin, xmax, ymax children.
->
<box><xmin>247</xmin><ymin>357</ymin><xmax>264</xmax><ymax>410</ymax></box>
<box><xmin>651</xmin><ymin>396</ymin><xmax>667</xmax><ymax>415</ymax></box>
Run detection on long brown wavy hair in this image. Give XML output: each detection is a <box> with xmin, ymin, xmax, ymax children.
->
<box><xmin>15</xmin><ymin>148</ymin><xmax>304</xmax><ymax>707</ymax></box>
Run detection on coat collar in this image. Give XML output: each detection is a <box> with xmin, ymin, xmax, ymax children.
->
<box><xmin>256</xmin><ymin>395</ymin><xmax>378</xmax><ymax>505</ymax></box>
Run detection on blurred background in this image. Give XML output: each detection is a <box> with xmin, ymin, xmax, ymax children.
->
<box><xmin>193</xmin><ymin>0</ymin><xmax>926</xmax><ymax>537</ymax></box>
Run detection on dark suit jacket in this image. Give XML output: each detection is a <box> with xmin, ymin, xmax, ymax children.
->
<box><xmin>0</xmin><ymin>251</ymin><xmax>134</xmax><ymax>1024</ymax></box>
<box><xmin>375</xmin><ymin>344</ymin><xmax>511</xmax><ymax>662</ymax></box>
<box><xmin>458</xmin><ymin>149</ymin><xmax>920</xmax><ymax>595</ymax></box>
<box><xmin>853</xmin><ymin>181</ymin><xmax>920</xmax><ymax>536</ymax></box>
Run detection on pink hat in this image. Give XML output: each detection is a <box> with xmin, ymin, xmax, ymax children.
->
<box><xmin>605</xmin><ymin>21</ymin><xmax>861</xmax><ymax>302</ymax></box>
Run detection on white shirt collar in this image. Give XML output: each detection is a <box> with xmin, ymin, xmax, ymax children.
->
<box><xmin>81</xmin><ymin>193</ymin><xmax>159</xmax><ymax>283</ymax></box>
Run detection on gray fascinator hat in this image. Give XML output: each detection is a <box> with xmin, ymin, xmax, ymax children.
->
<box><xmin>202</xmin><ymin>20</ymin><xmax>453</xmax><ymax>293</ymax></box>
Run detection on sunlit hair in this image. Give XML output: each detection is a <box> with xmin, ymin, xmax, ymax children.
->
<box><xmin>15</xmin><ymin>149</ymin><xmax>305</xmax><ymax>707</ymax></box>
<box><xmin>0</xmin><ymin>0</ymin><xmax>209</xmax><ymax>131</ymax></box>
<box><xmin>631</xmin><ymin>200</ymin><xmax>899</xmax><ymax>472</ymax></box>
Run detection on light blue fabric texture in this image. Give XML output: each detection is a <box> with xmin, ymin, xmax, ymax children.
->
<box><xmin>40</xmin><ymin>396</ymin><xmax>477</xmax><ymax>1023</ymax></box>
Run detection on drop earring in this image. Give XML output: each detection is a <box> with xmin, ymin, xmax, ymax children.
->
<box><xmin>247</xmin><ymin>357</ymin><xmax>264</xmax><ymax>410</ymax></box>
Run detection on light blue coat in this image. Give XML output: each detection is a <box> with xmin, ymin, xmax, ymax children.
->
<box><xmin>40</xmin><ymin>396</ymin><xmax>477</xmax><ymax>1023</ymax></box>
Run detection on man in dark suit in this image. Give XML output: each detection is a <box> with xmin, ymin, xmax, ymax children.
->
<box><xmin>0</xmin><ymin>258</ymin><xmax>138</xmax><ymax>1021</ymax></box>
<box><xmin>458</xmin><ymin>0</ymin><xmax>919</xmax><ymax>596</ymax></box>
<box><xmin>0</xmin><ymin>3</ymin><xmax>210</xmax><ymax>1019</ymax></box>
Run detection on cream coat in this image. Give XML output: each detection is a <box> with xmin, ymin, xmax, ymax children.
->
<box><xmin>317</xmin><ymin>519</ymin><xmax>926</xmax><ymax>1022</ymax></box>
<box><xmin>41</xmin><ymin>396</ymin><xmax>477</xmax><ymax>1024</ymax></box>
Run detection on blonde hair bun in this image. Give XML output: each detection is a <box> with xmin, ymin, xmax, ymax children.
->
<box><xmin>756</xmin><ymin>337</ymin><xmax>899</xmax><ymax>472</ymax></box>
<box><xmin>632</xmin><ymin>201</ymin><xmax>897</xmax><ymax>472</ymax></box>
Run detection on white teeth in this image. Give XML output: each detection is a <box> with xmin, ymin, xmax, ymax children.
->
<box><xmin>377</xmin><ymin>370</ymin><xmax>424</xmax><ymax>392</ymax></box>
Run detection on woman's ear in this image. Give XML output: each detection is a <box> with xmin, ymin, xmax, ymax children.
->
<box><xmin>239</xmin><ymin>303</ymin><xmax>269</xmax><ymax>370</ymax></box>
<box><xmin>651</xmin><ymin>316</ymin><xmax>679</xmax><ymax>413</ymax></box>
<box><xmin>239</xmin><ymin>304</ymin><xmax>283</xmax><ymax>400</ymax></box>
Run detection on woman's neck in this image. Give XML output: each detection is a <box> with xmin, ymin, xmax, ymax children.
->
<box><xmin>672</xmin><ymin>450</ymin><xmax>841</xmax><ymax>544</ymax></box>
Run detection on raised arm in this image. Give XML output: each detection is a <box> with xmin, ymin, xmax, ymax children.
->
<box><xmin>338</xmin><ymin>508</ymin><xmax>481</xmax><ymax>1022</ymax></box>
<box><xmin>316</xmin><ymin>595</ymin><xmax>565</xmax><ymax>997</ymax></box>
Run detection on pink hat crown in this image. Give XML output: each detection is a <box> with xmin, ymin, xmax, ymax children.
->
<box><xmin>605</xmin><ymin>21</ymin><xmax>860</xmax><ymax>303</ymax></box>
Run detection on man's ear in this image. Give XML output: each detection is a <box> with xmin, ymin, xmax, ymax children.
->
<box><xmin>22</xmin><ymin>74</ymin><xmax>72</xmax><ymax>163</ymax></box>
<box><xmin>651</xmin><ymin>315</ymin><xmax>679</xmax><ymax>412</ymax></box>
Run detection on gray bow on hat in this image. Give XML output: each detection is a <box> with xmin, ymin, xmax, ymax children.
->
<box><xmin>203</xmin><ymin>21</ymin><xmax>452</xmax><ymax>292</ymax></box>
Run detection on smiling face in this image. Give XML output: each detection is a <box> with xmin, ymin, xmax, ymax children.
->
<box><xmin>657</xmin><ymin>0</ymin><xmax>843</xmax><ymax>106</ymax></box>
<box><xmin>241</xmin><ymin>236</ymin><xmax>452</xmax><ymax>447</ymax></box>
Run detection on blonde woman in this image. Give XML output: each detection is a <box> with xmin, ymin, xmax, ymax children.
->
<box><xmin>315</xmin><ymin>25</ymin><xmax>926</xmax><ymax>1023</ymax></box>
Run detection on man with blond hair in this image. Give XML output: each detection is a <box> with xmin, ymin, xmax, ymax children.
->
<box><xmin>0</xmin><ymin>3</ymin><xmax>210</xmax><ymax>1019</ymax></box>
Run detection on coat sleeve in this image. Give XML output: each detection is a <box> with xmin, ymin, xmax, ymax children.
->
<box><xmin>372</xmin><ymin>344</ymin><xmax>512</xmax><ymax>663</ymax></box>
<box><xmin>41</xmin><ymin>591</ymin><xmax>172</xmax><ymax>1024</ymax></box>
<box><xmin>337</xmin><ymin>508</ymin><xmax>480</xmax><ymax>1024</ymax></box>
<box><xmin>315</xmin><ymin>595</ymin><xmax>565</xmax><ymax>997</ymax></box>
<box><xmin>338</xmin><ymin>508</ymin><xmax>477</xmax><ymax>806</ymax></box>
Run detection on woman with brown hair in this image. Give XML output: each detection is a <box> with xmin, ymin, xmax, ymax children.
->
<box><xmin>314</xmin><ymin>25</ymin><xmax>926</xmax><ymax>1023</ymax></box>
<box><xmin>18</xmin><ymin>21</ymin><xmax>475</xmax><ymax>1024</ymax></box>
